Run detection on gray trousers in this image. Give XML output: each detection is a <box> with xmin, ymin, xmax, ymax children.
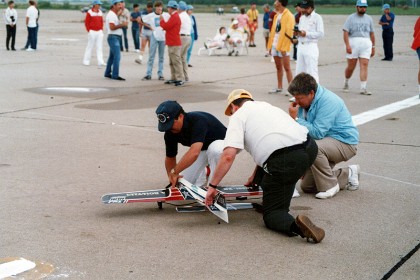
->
<box><xmin>167</xmin><ymin>45</ymin><xmax>183</xmax><ymax>81</ymax></box>
<box><xmin>300</xmin><ymin>137</ymin><xmax>357</xmax><ymax>192</ymax></box>
<box><xmin>180</xmin><ymin>36</ymin><xmax>191</xmax><ymax>81</ymax></box>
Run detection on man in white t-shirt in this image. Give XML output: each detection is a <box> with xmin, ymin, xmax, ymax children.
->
<box><xmin>26</xmin><ymin>0</ymin><xmax>38</xmax><ymax>51</ymax></box>
<box><xmin>141</xmin><ymin>1</ymin><xmax>168</xmax><ymax>81</ymax></box>
<box><xmin>205</xmin><ymin>89</ymin><xmax>325</xmax><ymax>244</ymax></box>
<box><xmin>104</xmin><ymin>0</ymin><xmax>128</xmax><ymax>80</ymax></box>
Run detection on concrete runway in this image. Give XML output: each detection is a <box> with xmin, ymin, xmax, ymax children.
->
<box><xmin>0</xmin><ymin>10</ymin><xmax>419</xmax><ymax>279</ymax></box>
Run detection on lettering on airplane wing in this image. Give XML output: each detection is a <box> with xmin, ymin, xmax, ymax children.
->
<box><xmin>125</xmin><ymin>191</ymin><xmax>162</xmax><ymax>197</ymax></box>
<box><xmin>108</xmin><ymin>196</ymin><xmax>127</xmax><ymax>203</ymax></box>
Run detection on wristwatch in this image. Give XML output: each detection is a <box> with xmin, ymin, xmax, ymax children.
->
<box><xmin>170</xmin><ymin>168</ymin><xmax>176</xmax><ymax>175</ymax></box>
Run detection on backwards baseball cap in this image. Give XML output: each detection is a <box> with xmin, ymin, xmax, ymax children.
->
<box><xmin>382</xmin><ymin>3</ymin><xmax>390</xmax><ymax>10</ymax></box>
<box><xmin>225</xmin><ymin>89</ymin><xmax>253</xmax><ymax>116</ymax></box>
<box><xmin>356</xmin><ymin>0</ymin><xmax>368</xmax><ymax>7</ymax></box>
<box><xmin>156</xmin><ymin>100</ymin><xmax>183</xmax><ymax>132</ymax></box>
<box><xmin>167</xmin><ymin>0</ymin><xmax>178</xmax><ymax>9</ymax></box>
<box><xmin>178</xmin><ymin>1</ymin><xmax>187</xmax><ymax>10</ymax></box>
<box><xmin>92</xmin><ymin>0</ymin><xmax>103</xmax><ymax>5</ymax></box>
<box><xmin>299</xmin><ymin>0</ymin><xmax>314</xmax><ymax>9</ymax></box>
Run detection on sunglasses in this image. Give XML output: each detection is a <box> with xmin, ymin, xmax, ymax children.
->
<box><xmin>157</xmin><ymin>113</ymin><xmax>170</xmax><ymax>123</ymax></box>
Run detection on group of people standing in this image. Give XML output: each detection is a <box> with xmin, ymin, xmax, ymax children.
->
<box><xmin>82</xmin><ymin>0</ymin><xmax>197</xmax><ymax>84</ymax></box>
<box><xmin>4</xmin><ymin>0</ymin><xmax>39</xmax><ymax>52</ymax></box>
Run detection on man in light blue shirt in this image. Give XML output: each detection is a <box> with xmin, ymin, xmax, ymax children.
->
<box><xmin>288</xmin><ymin>73</ymin><xmax>360</xmax><ymax>199</ymax></box>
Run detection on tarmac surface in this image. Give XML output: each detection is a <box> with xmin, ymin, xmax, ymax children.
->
<box><xmin>0</xmin><ymin>10</ymin><xmax>419</xmax><ymax>280</ymax></box>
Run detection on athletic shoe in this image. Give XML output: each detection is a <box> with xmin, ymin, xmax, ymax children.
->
<box><xmin>164</xmin><ymin>80</ymin><xmax>176</xmax><ymax>84</ymax></box>
<box><xmin>142</xmin><ymin>75</ymin><xmax>151</xmax><ymax>81</ymax></box>
<box><xmin>295</xmin><ymin>215</ymin><xmax>325</xmax><ymax>243</ymax></box>
<box><xmin>83</xmin><ymin>62</ymin><xmax>90</xmax><ymax>66</ymax></box>
<box><xmin>188</xmin><ymin>64</ymin><xmax>193</xmax><ymax>67</ymax></box>
<box><xmin>112</xmin><ymin>76</ymin><xmax>125</xmax><ymax>81</ymax></box>
<box><xmin>343</xmin><ymin>82</ymin><xmax>349</xmax><ymax>92</ymax></box>
<box><xmin>315</xmin><ymin>184</ymin><xmax>339</xmax><ymax>199</ymax></box>
<box><xmin>289</xmin><ymin>97</ymin><xmax>296</xmax><ymax>102</ymax></box>
<box><xmin>135</xmin><ymin>55</ymin><xmax>143</xmax><ymax>64</ymax></box>
<box><xmin>26</xmin><ymin>48</ymin><xmax>35</xmax><ymax>52</ymax></box>
<box><xmin>158</xmin><ymin>76</ymin><xmax>165</xmax><ymax>81</ymax></box>
<box><xmin>284</xmin><ymin>91</ymin><xmax>291</xmax><ymax>97</ymax></box>
<box><xmin>268</xmin><ymin>88</ymin><xmax>282</xmax><ymax>94</ymax></box>
<box><xmin>360</xmin><ymin>89</ymin><xmax>372</xmax><ymax>95</ymax></box>
<box><xmin>235</xmin><ymin>51</ymin><xmax>239</xmax><ymax>56</ymax></box>
<box><xmin>228</xmin><ymin>50</ymin><xmax>234</xmax><ymax>56</ymax></box>
<box><xmin>347</xmin><ymin>164</ymin><xmax>360</xmax><ymax>191</ymax></box>
<box><xmin>293</xmin><ymin>188</ymin><xmax>300</xmax><ymax>198</ymax></box>
<box><xmin>104</xmin><ymin>74</ymin><xmax>112</xmax><ymax>79</ymax></box>
<box><xmin>174</xmin><ymin>81</ymin><xmax>184</xmax><ymax>86</ymax></box>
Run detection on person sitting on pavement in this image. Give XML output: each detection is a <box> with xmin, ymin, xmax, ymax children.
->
<box><xmin>156</xmin><ymin>100</ymin><xmax>226</xmax><ymax>188</ymax></box>
<box><xmin>288</xmin><ymin>73</ymin><xmax>360</xmax><ymax>199</ymax></box>
<box><xmin>227</xmin><ymin>19</ymin><xmax>245</xmax><ymax>56</ymax></box>
<box><xmin>205</xmin><ymin>89</ymin><xmax>325</xmax><ymax>243</ymax></box>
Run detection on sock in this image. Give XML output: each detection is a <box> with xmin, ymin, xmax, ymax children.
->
<box><xmin>290</xmin><ymin>221</ymin><xmax>304</xmax><ymax>237</ymax></box>
<box><xmin>360</xmin><ymin>81</ymin><xmax>367</xmax><ymax>90</ymax></box>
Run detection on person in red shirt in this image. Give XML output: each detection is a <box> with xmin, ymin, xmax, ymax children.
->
<box><xmin>83</xmin><ymin>0</ymin><xmax>106</xmax><ymax>66</ymax></box>
<box><xmin>160</xmin><ymin>1</ymin><xmax>183</xmax><ymax>86</ymax></box>
<box><xmin>412</xmin><ymin>17</ymin><xmax>420</xmax><ymax>97</ymax></box>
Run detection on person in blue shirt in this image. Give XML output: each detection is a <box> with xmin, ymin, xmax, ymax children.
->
<box><xmin>130</xmin><ymin>4</ymin><xmax>141</xmax><ymax>52</ymax></box>
<box><xmin>378</xmin><ymin>3</ymin><xmax>395</xmax><ymax>61</ymax></box>
<box><xmin>186</xmin><ymin>5</ymin><xmax>198</xmax><ymax>67</ymax></box>
<box><xmin>288</xmin><ymin>73</ymin><xmax>360</xmax><ymax>199</ymax></box>
<box><xmin>262</xmin><ymin>4</ymin><xmax>271</xmax><ymax>57</ymax></box>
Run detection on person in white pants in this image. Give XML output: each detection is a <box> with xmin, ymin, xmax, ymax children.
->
<box><xmin>155</xmin><ymin>100</ymin><xmax>227</xmax><ymax>188</ymax></box>
<box><xmin>83</xmin><ymin>0</ymin><xmax>106</xmax><ymax>66</ymax></box>
<box><xmin>294</xmin><ymin>0</ymin><xmax>324</xmax><ymax>83</ymax></box>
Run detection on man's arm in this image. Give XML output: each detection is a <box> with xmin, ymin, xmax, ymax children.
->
<box><xmin>109</xmin><ymin>20</ymin><xmax>127</xmax><ymax>31</ymax></box>
<box><xmin>166</xmin><ymin>142</ymin><xmax>203</xmax><ymax>187</ymax></box>
<box><xmin>370</xmin><ymin>31</ymin><xmax>375</xmax><ymax>57</ymax></box>
<box><xmin>205</xmin><ymin>147</ymin><xmax>239</xmax><ymax>206</ymax></box>
<box><xmin>343</xmin><ymin>30</ymin><xmax>351</xmax><ymax>54</ymax></box>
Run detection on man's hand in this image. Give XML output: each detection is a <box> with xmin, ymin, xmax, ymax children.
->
<box><xmin>289</xmin><ymin>102</ymin><xmax>299</xmax><ymax>120</ymax></box>
<box><xmin>168</xmin><ymin>172</ymin><xmax>183</xmax><ymax>188</ymax></box>
<box><xmin>205</xmin><ymin>187</ymin><xmax>218</xmax><ymax>206</ymax></box>
<box><xmin>346</xmin><ymin>45</ymin><xmax>352</xmax><ymax>54</ymax></box>
<box><xmin>371</xmin><ymin>47</ymin><xmax>375</xmax><ymax>57</ymax></box>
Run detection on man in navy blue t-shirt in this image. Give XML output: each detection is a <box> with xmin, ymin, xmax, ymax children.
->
<box><xmin>156</xmin><ymin>100</ymin><xmax>226</xmax><ymax>187</ymax></box>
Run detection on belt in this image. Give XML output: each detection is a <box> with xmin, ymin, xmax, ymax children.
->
<box><xmin>180</xmin><ymin>34</ymin><xmax>190</xmax><ymax>36</ymax></box>
<box><xmin>300</xmin><ymin>41</ymin><xmax>317</xmax><ymax>45</ymax></box>
<box><xmin>265</xmin><ymin>136</ymin><xmax>312</xmax><ymax>164</ymax></box>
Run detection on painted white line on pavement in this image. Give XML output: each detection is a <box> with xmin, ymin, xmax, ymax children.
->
<box><xmin>361</xmin><ymin>172</ymin><xmax>420</xmax><ymax>187</ymax></box>
<box><xmin>0</xmin><ymin>258</ymin><xmax>36</xmax><ymax>278</ymax></box>
<box><xmin>352</xmin><ymin>96</ymin><xmax>420</xmax><ymax>126</ymax></box>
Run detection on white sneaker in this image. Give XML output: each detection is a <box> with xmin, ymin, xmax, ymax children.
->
<box><xmin>293</xmin><ymin>188</ymin><xmax>300</xmax><ymax>198</ymax></box>
<box><xmin>347</xmin><ymin>164</ymin><xmax>360</xmax><ymax>191</ymax></box>
<box><xmin>26</xmin><ymin>48</ymin><xmax>35</xmax><ymax>52</ymax></box>
<box><xmin>289</xmin><ymin>97</ymin><xmax>296</xmax><ymax>102</ymax></box>
<box><xmin>360</xmin><ymin>88</ymin><xmax>372</xmax><ymax>95</ymax></box>
<box><xmin>284</xmin><ymin>91</ymin><xmax>291</xmax><ymax>97</ymax></box>
<box><xmin>268</xmin><ymin>88</ymin><xmax>282</xmax><ymax>94</ymax></box>
<box><xmin>270</xmin><ymin>56</ymin><xmax>274</xmax><ymax>63</ymax></box>
<box><xmin>135</xmin><ymin>49</ymin><xmax>140</xmax><ymax>53</ymax></box>
<box><xmin>315</xmin><ymin>184</ymin><xmax>339</xmax><ymax>199</ymax></box>
<box><xmin>135</xmin><ymin>55</ymin><xmax>143</xmax><ymax>64</ymax></box>
<box><xmin>83</xmin><ymin>62</ymin><xmax>90</xmax><ymax>66</ymax></box>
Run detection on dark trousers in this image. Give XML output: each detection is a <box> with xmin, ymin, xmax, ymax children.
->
<box><xmin>6</xmin><ymin>25</ymin><xmax>16</xmax><ymax>50</ymax></box>
<box><xmin>382</xmin><ymin>28</ymin><xmax>394</xmax><ymax>60</ymax></box>
<box><xmin>119</xmin><ymin>27</ymin><xmax>128</xmax><ymax>51</ymax></box>
<box><xmin>27</xmin><ymin>26</ymin><xmax>37</xmax><ymax>49</ymax></box>
<box><xmin>259</xmin><ymin>138</ymin><xmax>318</xmax><ymax>235</ymax></box>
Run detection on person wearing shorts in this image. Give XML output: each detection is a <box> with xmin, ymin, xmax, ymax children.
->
<box><xmin>343</xmin><ymin>0</ymin><xmax>375</xmax><ymax>95</ymax></box>
<box><xmin>262</xmin><ymin>4</ymin><xmax>271</xmax><ymax>56</ymax></box>
<box><xmin>267</xmin><ymin>0</ymin><xmax>294</xmax><ymax>96</ymax></box>
<box><xmin>247</xmin><ymin>2</ymin><xmax>259</xmax><ymax>47</ymax></box>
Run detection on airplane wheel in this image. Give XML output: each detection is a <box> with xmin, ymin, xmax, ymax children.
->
<box><xmin>157</xmin><ymin>201</ymin><xmax>163</xmax><ymax>209</ymax></box>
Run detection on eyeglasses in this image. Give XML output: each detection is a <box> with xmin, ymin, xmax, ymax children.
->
<box><xmin>157</xmin><ymin>113</ymin><xmax>170</xmax><ymax>123</ymax></box>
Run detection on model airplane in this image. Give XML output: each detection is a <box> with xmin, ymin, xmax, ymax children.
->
<box><xmin>101</xmin><ymin>178</ymin><xmax>263</xmax><ymax>223</ymax></box>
